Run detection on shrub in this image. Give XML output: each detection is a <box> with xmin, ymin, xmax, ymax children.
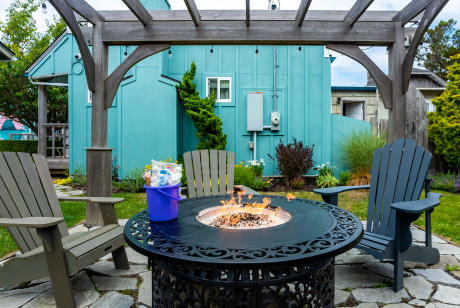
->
<box><xmin>246</xmin><ymin>159</ymin><xmax>265</xmax><ymax>177</ymax></box>
<box><xmin>340</xmin><ymin>129</ymin><xmax>386</xmax><ymax>185</ymax></box>
<box><xmin>315</xmin><ymin>162</ymin><xmax>336</xmax><ymax>176</ymax></box>
<box><xmin>0</xmin><ymin>140</ymin><xmax>37</xmax><ymax>153</ymax></box>
<box><xmin>251</xmin><ymin>177</ymin><xmax>272</xmax><ymax>190</ymax></box>
<box><xmin>70</xmin><ymin>165</ymin><xmax>86</xmax><ymax>188</ymax></box>
<box><xmin>316</xmin><ymin>174</ymin><xmax>340</xmax><ymax>188</ymax></box>
<box><xmin>234</xmin><ymin>162</ymin><xmax>256</xmax><ymax>187</ymax></box>
<box><xmin>428</xmin><ymin>54</ymin><xmax>460</xmax><ymax>172</ymax></box>
<box><xmin>292</xmin><ymin>177</ymin><xmax>305</xmax><ymax>189</ymax></box>
<box><xmin>176</xmin><ymin>62</ymin><xmax>227</xmax><ymax>150</ymax></box>
<box><xmin>338</xmin><ymin>170</ymin><xmax>352</xmax><ymax>186</ymax></box>
<box><xmin>270</xmin><ymin>137</ymin><xmax>315</xmax><ymax>186</ymax></box>
<box><xmin>430</xmin><ymin>172</ymin><xmax>460</xmax><ymax>193</ymax></box>
<box><xmin>117</xmin><ymin>165</ymin><xmax>146</xmax><ymax>193</ymax></box>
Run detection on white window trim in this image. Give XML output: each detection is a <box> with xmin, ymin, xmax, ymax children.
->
<box><xmin>206</xmin><ymin>77</ymin><xmax>232</xmax><ymax>103</ymax></box>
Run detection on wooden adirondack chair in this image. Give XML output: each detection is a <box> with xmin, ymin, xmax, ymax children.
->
<box><xmin>314</xmin><ymin>138</ymin><xmax>441</xmax><ymax>292</ymax></box>
<box><xmin>0</xmin><ymin>152</ymin><xmax>129</xmax><ymax>308</ymax></box>
<box><xmin>183</xmin><ymin>150</ymin><xmax>235</xmax><ymax>198</ymax></box>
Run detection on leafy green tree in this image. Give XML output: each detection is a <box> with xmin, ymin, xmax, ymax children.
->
<box><xmin>176</xmin><ymin>62</ymin><xmax>227</xmax><ymax>150</ymax></box>
<box><xmin>427</xmin><ymin>53</ymin><xmax>460</xmax><ymax>172</ymax></box>
<box><xmin>416</xmin><ymin>19</ymin><xmax>460</xmax><ymax>80</ymax></box>
<box><xmin>0</xmin><ymin>0</ymin><xmax>67</xmax><ymax>135</ymax></box>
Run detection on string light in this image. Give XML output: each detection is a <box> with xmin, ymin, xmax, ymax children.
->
<box><xmin>255</xmin><ymin>46</ymin><xmax>259</xmax><ymax>57</ymax></box>
<box><xmin>42</xmin><ymin>0</ymin><xmax>47</xmax><ymax>14</ymax></box>
<box><xmin>123</xmin><ymin>46</ymin><xmax>128</xmax><ymax>60</ymax></box>
<box><xmin>209</xmin><ymin>46</ymin><xmax>214</xmax><ymax>56</ymax></box>
<box><xmin>297</xmin><ymin>46</ymin><xmax>301</xmax><ymax>54</ymax></box>
<box><xmin>168</xmin><ymin>49</ymin><xmax>172</xmax><ymax>59</ymax></box>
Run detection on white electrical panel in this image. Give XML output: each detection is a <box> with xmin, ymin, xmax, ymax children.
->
<box><xmin>247</xmin><ymin>92</ymin><xmax>263</xmax><ymax>131</ymax></box>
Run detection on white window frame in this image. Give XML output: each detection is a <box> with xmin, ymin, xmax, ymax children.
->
<box><xmin>206</xmin><ymin>77</ymin><xmax>232</xmax><ymax>103</ymax></box>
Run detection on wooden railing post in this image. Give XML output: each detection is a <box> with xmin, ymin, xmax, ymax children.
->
<box><xmin>38</xmin><ymin>85</ymin><xmax>48</xmax><ymax>156</ymax></box>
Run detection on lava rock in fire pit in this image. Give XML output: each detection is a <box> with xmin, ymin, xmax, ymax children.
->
<box><xmin>211</xmin><ymin>212</ymin><xmax>273</xmax><ymax>228</ymax></box>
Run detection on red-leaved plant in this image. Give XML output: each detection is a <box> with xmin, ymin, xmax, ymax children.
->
<box><xmin>269</xmin><ymin>138</ymin><xmax>315</xmax><ymax>186</ymax></box>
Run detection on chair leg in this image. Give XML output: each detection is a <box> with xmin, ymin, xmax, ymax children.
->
<box><xmin>37</xmin><ymin>226</ymin><xmax>76</xmax><ymax>308</ymax></box>
<box><xmin>393</xmin><ymin>254</ymin><xmax>404</xmax><ymax>292</ymax></box>
<box><xmin>112</xmin><ymin>246</ymin><xmax>130</xmax><ymax>270</ymax></box>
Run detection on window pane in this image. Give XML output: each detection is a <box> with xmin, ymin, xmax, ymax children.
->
<box><xmin>209</xmin><ymin>79</ymin><xmax>218</xmax><ymax>97</ymax></box>
<box><xmin>220</xmin><ymin>80</ymin><xmax>230</xmax><ymax>100</ymax></box>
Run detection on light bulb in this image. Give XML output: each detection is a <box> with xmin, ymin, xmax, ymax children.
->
<box><xmin>209</xmin><ymin>47</ymin><xmax>214</xmax><ymax>56</ymax></box>
<box><xmin>42</xmin><ymin>1</ymin><xmax>47</xmax><ymax>14</ymax></box>
<box><xmin>297</xmin><ymin>46</ymin><xmax>301</xmax><ymax>54</ymax></box>
<box><xmin>168</xmin><ymin>49</ymin><xmax>172</xmax><ymax>59</ymax></box>
<box><xmin>255</xmin><ymin>48</ymin><xmax>259</xmax><ymax>57</ymax></box>
<box><xmin>123</xmin><ymin>47</ymin><xmax>128</xmax><ymax>60</ymax></box>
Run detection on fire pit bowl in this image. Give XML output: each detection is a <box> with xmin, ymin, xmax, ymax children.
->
<box><xmin>125</xmin><ymin>194</ymin><xmax>363</xmax><ymax>307</ymax></box>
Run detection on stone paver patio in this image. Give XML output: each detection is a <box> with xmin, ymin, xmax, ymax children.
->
<box><xmin>0</xmin><ymin>185</ymin><xmax>458</xmax><ymax>307</ymax></box>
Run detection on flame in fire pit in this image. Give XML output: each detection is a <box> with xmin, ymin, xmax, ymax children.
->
<box><xmin>196</xmin><ymin>194</ymin><xmax>291</xmax><ymax>229</ymax></box>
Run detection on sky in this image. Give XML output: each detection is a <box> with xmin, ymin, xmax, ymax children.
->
<box><xmin>1</xmin><ymin>0</ymin><xmax>459</xmax><ymax>86</ymax></box>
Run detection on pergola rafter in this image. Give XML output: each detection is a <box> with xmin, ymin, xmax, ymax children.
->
<box><xmin>344</xmin><ymin>0</ymin><xmax>374</xmax><ymax>27</ymax></box>
<box><xmin>122</xmin><ymin>0</ymin><xmax>152</xmax><ymax>26</ymax></box>
<box><xmin>46</xmin><ymin>0</ymin><xmax>448</xmax><ymax>227</ymax></box>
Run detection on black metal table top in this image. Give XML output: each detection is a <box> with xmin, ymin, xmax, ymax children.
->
<box><xmin>124</xmin><ymin>194</ymin><xmax>363</xmax><ymax>269</ymax></box>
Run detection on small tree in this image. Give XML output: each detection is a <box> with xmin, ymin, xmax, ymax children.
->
<box><xmin>427</xmin><ymin>54</ymin><xmax>460</xmax><ymax>172</ymax></box>
<box><xmin>0</xmin><ymin>0</ymin><xmax>68</xmax><ymax>134</ymax></box>
<box><xmin>175</xmin><ymin>62</ymin><xmax>227</xmax><ymax>150</ymax></box>
<box><xmin>269</xmin><ymin>138</ymin><xmax>315</xmax><ymax>186</ymax></box>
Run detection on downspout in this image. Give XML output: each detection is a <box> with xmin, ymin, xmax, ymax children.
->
<box><xmin>273</xmin><ymin>46</ymin><xmax>277</xmax><ymax>112</ymax></box>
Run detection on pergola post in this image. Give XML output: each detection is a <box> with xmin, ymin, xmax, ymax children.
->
<box><xmin>38</xmin><ymin>85</ymin><xmax>48</xmax><ymax>157</ymax></box>
<box><xmin>388</xmin><ymin>22</ymin><xmax>406</xmax><ymax>141</ymax></box>
<box><xmin>85</xmin><ymin>24</ymin><xmax>110</xmax><ymax>227</ymax></box>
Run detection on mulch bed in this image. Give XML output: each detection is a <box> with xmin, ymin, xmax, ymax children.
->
<box><xmin>267</xmin><ymin>177</ymin><xmax>317</xmax><ymax>193</ymax></box>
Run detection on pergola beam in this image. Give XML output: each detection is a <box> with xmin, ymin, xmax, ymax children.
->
<box><xmin>122</xmin><ymin>0</ymin><xmax>151</xmax><ymax>26</ymax></box>
<box><xmin>75</xmin><ymin>10</ymin><xmax>417</xmax><ymax>23</ymax></box>
<box><xmin>344</xmin><ymin>0</ymin><xmax>374</xmax><ymax>27</ymax></box>
<box><xmin>246</xmin><ymin>0</ymin><xmax>250</xmax><ymax>27</ymax></box>
<box><xmin>49</xmin><ymin>0</ymin><xmax>95</xmax><ymax>91</ymax></box>
<box><xmin>184</xmin><ymin>0</ymin><xmax>201</xmax><ymax>26</ymax></box>
<box><xmin>393</xmin><ymin>0</ymin><xmax>433</xmax><ymax>25</ymax></box>
<box><xmin>295</xmin><ymin>0</ymin><xmax>312</xmax><ymax>26</ymax></box>
<box><xmin>81</xmin><ymin>21</ymin><xmax>397</xmax><ymax>45</ymax></box>
<box><xmin>63</xmin><ymin>0</ymin><xmax>104</xmax><ymax>24</ymax></box>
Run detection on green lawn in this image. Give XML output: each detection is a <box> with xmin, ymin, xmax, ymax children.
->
<box><xmin>265</xmin><ymin>189</ymin><xmax>460</xmax><ymax>245</ymax></box>
<box><xmin>0</xmin><ymin>189</ymin><xmax>458</xmax><ymax>258</ymax></box>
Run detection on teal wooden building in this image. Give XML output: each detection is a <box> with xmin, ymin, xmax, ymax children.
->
<box><xmin>26</xmin><ymin>0</ymin><xmax>369</xmax><ymax>178</ymax></box>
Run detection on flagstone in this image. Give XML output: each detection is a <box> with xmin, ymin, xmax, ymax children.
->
<box><xmin>351</xmin><ymin>287</ymin><xmax>410</xmax><ymax>304</ymax></box>
<box><xmin>335</xmin><ymin>265</ymin><xmax>385</xmax><ymax>289</ymax></box>
<box><xmin>432</xmin><ymin>285</ymin><xmax>460</xmax><ymax>305</ymax></box>
<box><xmin>88</xmin><ymin>291</ymin><xmax>134</xmax><ymax>308</ymax></box>
<box><xmin>404</xmin><ymin>276</ymin><xmax>434</xmax><ymax>300</ymax></box>
<box><xmin>334</xmin><ymin>289</ymin><xmax>350</xmax><ymax>305</ymax></box>
<box><xmin>138</xmin><ymin>272</ymin><xmax>152</xmax><ymax>307</ymax></box>
<box><xmin>413</xmin><ymin>269</ymin><xmax>460</xmax><ymax>285</ymax></box>
<box><xmin>432</xmin><ymin>243</ymin><xmax>460</xmax><ymax>255</ymax></box>
<box><xmin>92</xmin><ymin>276</ymin><xmax>137</xmax><ymax>291</ymax></box>
<box><xmin>427</xmin><ymin>255</ymin><xmax>460</xmax><ymax>270</ymax></box>
<box><xmin>87</xmin><ymin>260</ymin><xmax>148</xmax><ymax>276</ymax></box>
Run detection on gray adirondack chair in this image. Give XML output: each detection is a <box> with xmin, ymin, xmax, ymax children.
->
<box><xmin>183</xmin><ymin>150</ymin><xmax>235</xmax><ymax>198</ymax></box>
<box><xmin>314</xmin><ymin>138</ymin><xmax>441</xmax><ymax>292</ymax></box>
<box><xmin>0</xmin><ymin>152</ymin><xmax>129</xmax><ymax>308</ymax></box>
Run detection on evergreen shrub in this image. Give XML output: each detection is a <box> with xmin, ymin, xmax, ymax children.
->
<box><xmin>0</xmin><ymin>140</ymin><xmax>37</xmax><ymax>153</ymax></box>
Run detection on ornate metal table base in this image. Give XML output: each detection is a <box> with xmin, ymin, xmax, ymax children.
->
<box><xmin>150</xmin><ymin>258</ymin><xmax>335</xmax><ymax>308</ymax></box>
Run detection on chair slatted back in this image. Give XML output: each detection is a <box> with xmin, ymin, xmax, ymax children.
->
<box><xmin>183</xmin><ymin>150</ymin><xmax>235</xmax><ymax>198</ymax></box>
<box><xmin>0</xmin><ymin>152</ymin><xmax>68</xmax><ymax>253</ymax></box>
<box><xmin>366</xmin><ymin>139</ymin><xmax>432</xmax><ymax>238</ymax></box>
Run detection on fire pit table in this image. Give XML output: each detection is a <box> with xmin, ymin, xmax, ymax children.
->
<box><xmin>124</xmin><ymin>194</ymin><xmax>363</xmax><ymax>307</ymax></box>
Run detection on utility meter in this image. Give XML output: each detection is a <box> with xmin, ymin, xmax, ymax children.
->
<box><xmin>271</xmin><ymin>112</ymin><xmax>280</xmax><ymax>131</ymax></box>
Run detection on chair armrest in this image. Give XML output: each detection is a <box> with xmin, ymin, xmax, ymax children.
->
<box><xmin>391</xmin><ymin>193</ymin><xmax>442</xmax><ymax>214</ymax></box>
<box><xmin>58</xmin><ymin>196</ymin><xmax>124</xmax><ymax>204</ymax></box>
<box><xmin>0</xmin><ymin>217</ymin><xmax>64</xmax><ymax>228</ymax></box>
<box><xmin>314</xmin><ymin>185</ymin><xmax>370</xmax><ymax>196</ymax></box>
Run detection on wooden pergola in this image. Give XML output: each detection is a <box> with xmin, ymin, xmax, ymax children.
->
<box><xmin>48</xmin><ymin>0</ymin><xmax>448</xmax><ymax>225</ymax></box>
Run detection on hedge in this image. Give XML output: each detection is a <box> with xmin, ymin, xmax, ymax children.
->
<box><xmin>0</xmin><ymin>140</ymin><xmax>38</xmax><ymax>153</ymax></box>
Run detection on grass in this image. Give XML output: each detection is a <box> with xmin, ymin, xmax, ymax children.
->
<box><xmin>0</xmin><ymin>189</ymin><xmax>458</xmax><ymax>259</ymax></box>
<box><xmin>263</xmin><ymin>189</ymin><xmax>460</xmax><ymax>245</ymax></box>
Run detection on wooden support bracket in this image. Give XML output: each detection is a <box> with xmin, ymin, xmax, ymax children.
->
<box><xmin>392</xmin><ymin>0</ymin><xmax>433</xmax><ymax>25</ymax></box>
<box><xmin>104</xmin><ymin>44</ymin><xmax>170</xmax><ymax>108</ymax></box>
<box><xmin>295</xmin><ymin>0</ymin><xmax>312</xmax><ymax>26</ymax></box>
<box><xmin>122</xmin><ymin>0</ymin><xmax>152</xmax><ymax>26</ymax></box>
<box><xmin>326</xmin><ymin>44</ymin><xmax>393</xmax><ymax>109</ymax></box>
<box><xmin>63</xmin><ymin>0</ymin><xmax>104</xmax><ymax>24</ymax></box>
<box><xmin>246</xmin><ymin>0</ymin><xmax>250</xmax><ymax>27</ymax></box>
<box><xmin>49</xmin><ymin>0</ymin><xmax>96</xmax><ymax>91</ymax></box>
<box><xmin>401</xmin><ymin>0</ymin><xmax>448</xmax><ymax>93</ymax></box>
<box><xmin>184</xmin><ymin>0</ymin><xmax>201</xmax><ymax>26</ymax></box>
